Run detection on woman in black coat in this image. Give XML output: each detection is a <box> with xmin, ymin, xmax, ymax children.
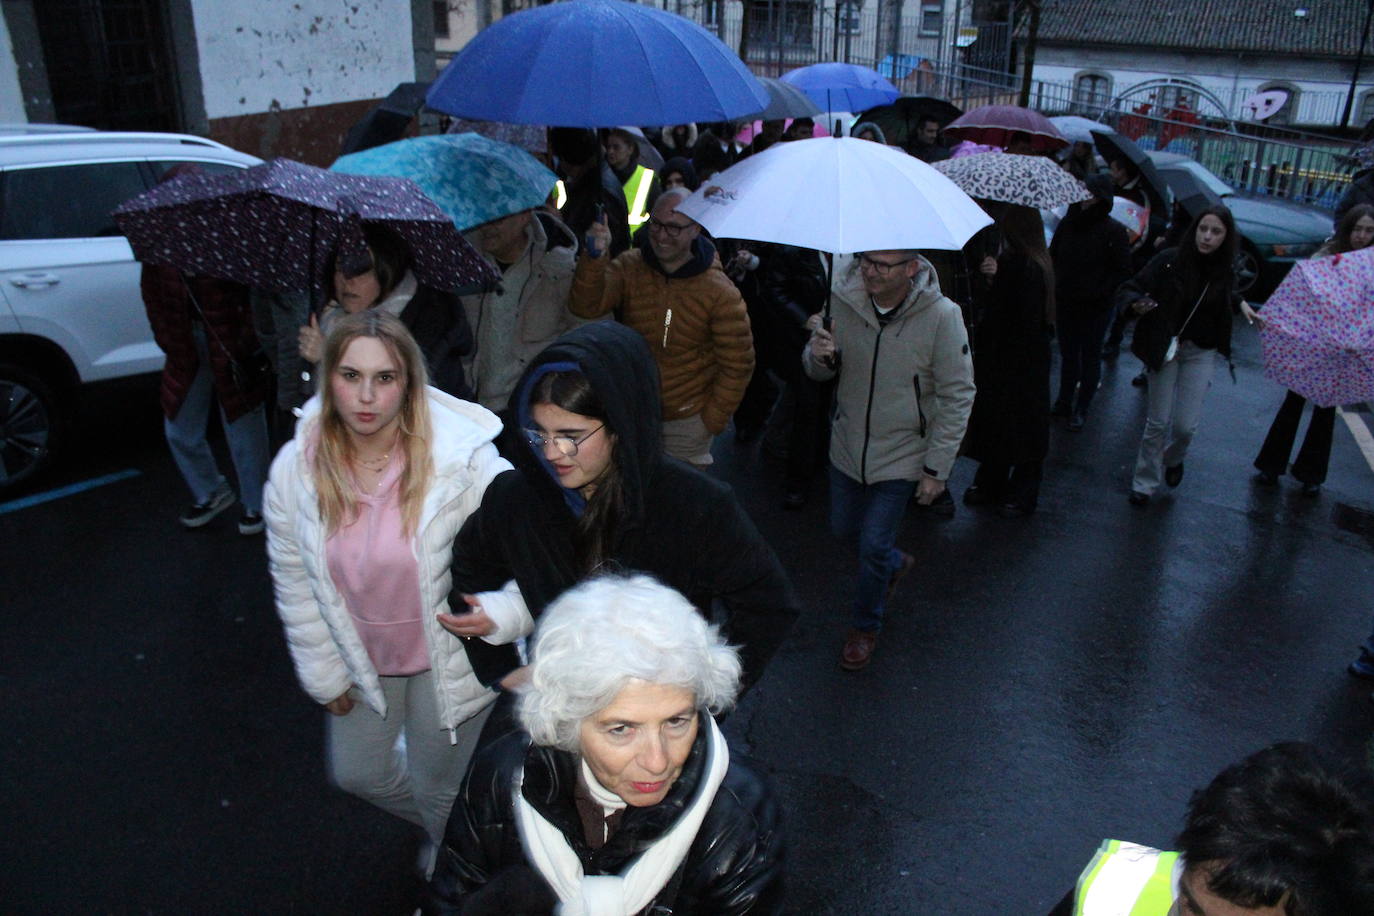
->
<box><xmin>1119</xmin><ymin>205</ymin><xmax>1241</xmax><ymax>505</ymax></box>
<box><xmin>437</xmin><ymin>321</ymin><xmax>798</xmax><ymax>695</ymax></box>
<box><xmin>963</xmin><ymin>204</ymin><xmax>1056</xmax><ymax>517</ymax></box>
<box><xmin>1050</xmin><ymin>174</ymin><xmax>1131</xmax><ymax>430</ymax></box>
<box><xmin>427</xmin><ymin>575</ymin><xmax>783</xmax><ymax>916</ymax></box>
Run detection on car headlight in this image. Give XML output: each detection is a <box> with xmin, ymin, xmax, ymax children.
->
<box><xmin>1268</xmin><ymin>242</ymin><xmax>1320</xmax><ymax>258</ymax></box>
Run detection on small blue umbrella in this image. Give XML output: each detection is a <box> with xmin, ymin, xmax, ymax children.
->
<box><xmin>425</xmin><ymin>0</ymin><xmax>770</xmax><ymax>127</ymax></box>
<box><xmin>780</xmin><ymin>63</ymin><xmax>900</xmax><ymax>115</ymax></box>
<box><xmin>332</xmin><ymin>133</ymin><xmax>557</xmax><ymax>231</ymax></box>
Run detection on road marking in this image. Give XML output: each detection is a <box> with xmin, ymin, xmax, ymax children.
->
<box><xmin>1337</xmin><ymin>407</ymin><xmax>1374</xmax><ymax>474</ymax></box>
<box><xmin>0</xmin><ymin>468</ymin><xmax>141</xmax><ymax>516</ymax></box>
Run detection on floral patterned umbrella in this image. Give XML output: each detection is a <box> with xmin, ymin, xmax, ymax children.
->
<box><xmin>943</xmin><ymin>105</ymin><xmax>1068</xmax><ymax>153</ymax></box>
<box><xmin>112</xmin><ymin>158</ymin><xmax>497</xmax><ymax>297</ymax></box>
<box><xmin>1260</xmin><ymin>247</ymin><xmax>1374</xmax><ymax>408</ymax></box>
<box><xmin>933</xmin><ymin>152</ymin><xmax>1093</xmax><ymax>208</ymax></box>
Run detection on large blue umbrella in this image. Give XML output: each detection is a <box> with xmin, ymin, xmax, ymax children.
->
<box><xmin>425</xmin><ymin>0</ymin><xmax>770</xmax><ymax>127</ymax></box>
<box><xmin>332</xmin><ymin>134</ymin><xmax>557</xmax><ymax>231</ymax></box>
<box><xmin>779</xmin><ymin>63</ymin><xmax>900</xmax><ymax>115</ymax></box>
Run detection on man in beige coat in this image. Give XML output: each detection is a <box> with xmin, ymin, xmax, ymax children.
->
<box><xmin>461</xmin><ymin>208</ymin><xmax>590</xmax><ymax>413</ymax></box>
<box><xmin>804</xmin><ymin>252</ymin><xmax>975</xmax><ymax>670</ymax></box>
<box><xmin>572</xmin><ymin>187</ymin><xmax>754</xmax><ymax>466</ymax></box>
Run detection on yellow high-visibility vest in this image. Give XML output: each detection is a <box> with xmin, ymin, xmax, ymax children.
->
<box><xmin>1074</xmin><ymin>840</ymin><xmax>1180</xmax><ymax>916</ymax></box>
<box><xmin>622</xmin><ymin>164</ymin><xmax>655</xmax><ymax>231</ymax></box>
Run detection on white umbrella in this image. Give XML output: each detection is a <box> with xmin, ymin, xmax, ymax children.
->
<box><xmin>676</xmin><ymin>136</ymin><xmax>991</xmax><ymax>253</ymax></box>
<box><xmin>1049</xmin><ymin>115</ymin><xmax>1113</xmax><ymax>145</ymax></box>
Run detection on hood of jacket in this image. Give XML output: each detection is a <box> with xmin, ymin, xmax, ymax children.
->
<box><xmin>660</xmin><ymin>123</ymin><xmax>700</xmax><ymax>154</ymax></box>
<box><xmin>833</xmin><ymin>254</ymin><xmax>947</xmax><ymax>328</ymax></box>
<box><xmin>533</xmin><ymin>208</ymin><xmax>578</xmax><ymax>255</ymax></box>
<box><xmin>636</xmin><ymin>230</ymin><xmax>716</xmax><ymax>280</ymax></box>
<box><xmin>506</xmin><ymin>321</ymin><xmax>663</xmax><ymax>520</ymax></box>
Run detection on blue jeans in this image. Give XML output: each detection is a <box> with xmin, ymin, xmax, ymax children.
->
<box><xmin>829</xmin><ymin>465</ymin><xmax>915</xmax><ymax>633</ymax></box>
<box><xmin>164</xmin><ymin>325</ymin><xmax>270</xmax><ymax>513</ymax></box>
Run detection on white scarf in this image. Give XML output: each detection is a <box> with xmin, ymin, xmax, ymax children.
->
<box><xmin>514</xmin><ymin>715</ymin><xmax>730</xmax><ymax>916</ymax></box>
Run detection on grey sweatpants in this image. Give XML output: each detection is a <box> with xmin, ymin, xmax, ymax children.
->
<box><xmin>324</xmin><ymin>670</ymin><xmax>493</xmax><ymax>843</ymax></box>
<box><xmin>1132</xmin><ymin>341</ymin><xmax>1217</xmax><ymax>495</ymax></box>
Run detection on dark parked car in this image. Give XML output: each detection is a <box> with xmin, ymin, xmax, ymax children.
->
<box><xmin>1147</xmin><ymin>152</ymin><xmax>1333</xmax><ymax>297</ymax></box>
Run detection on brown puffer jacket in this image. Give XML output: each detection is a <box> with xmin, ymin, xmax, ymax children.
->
<box><xmin>141</xmin><ymin>265</ymin><xmax>267</xmax><ymax>423</ymax></box>
<box><xmin>568</xmin><ymin>235</ymin><xmax>753</xmax><ymax>434</ymax></box>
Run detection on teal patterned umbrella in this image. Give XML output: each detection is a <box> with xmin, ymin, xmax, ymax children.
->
<box><xmin>332</xmin><ymin>133</ymin><xmax>557</xmax><ymax>231</ymax></box>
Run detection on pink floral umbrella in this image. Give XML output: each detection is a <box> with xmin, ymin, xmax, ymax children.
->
<box><xmin>1260</xmin><ymin>247</ymin><xmax>1374</xmax><ymax>408</ymax></box>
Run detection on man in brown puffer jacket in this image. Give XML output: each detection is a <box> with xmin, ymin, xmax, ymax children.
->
<box><xmin>570</xmin><ymin>188</ymin><xmax>754</xmax><ymax>467</ymax></box>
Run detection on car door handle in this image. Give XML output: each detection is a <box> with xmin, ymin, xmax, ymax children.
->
<box><xmin>11</xmin><ymin>272</ymin><xmax>60</xmax><ymax>288</ymax></box>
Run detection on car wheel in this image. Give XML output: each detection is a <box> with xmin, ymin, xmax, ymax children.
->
<box><xmin>0</xmin><ymin>364</ymin><xmax>59</xmax><ymax>489</ymax></box>
<box><xmin>1234</xmin><ymin>244</ymin><xmax>1261</xmax><ymax>295</ymax></box>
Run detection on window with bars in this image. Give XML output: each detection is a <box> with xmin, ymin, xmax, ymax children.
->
<box><xmin>920</xmin><ymin>3</ymin><xmax>942</xmax><ymax>36</ymax></box>
<box><xmin>746</xmin><ymin>0</ymin><xmax>815</xmax><ymax>49</ymax></box>
<box><xmin>434</xmin><ymin>2</ymin><xmax>451</xmax><ymax>38</ymax></box>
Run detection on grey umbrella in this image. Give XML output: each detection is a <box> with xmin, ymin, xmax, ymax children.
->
<box><xmin>755</xmin><ymin>77</ymin><xmax>822</xmax><ymax>120</ymax></box>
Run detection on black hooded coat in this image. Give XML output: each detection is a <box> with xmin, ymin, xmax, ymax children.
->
<box><xmin>449</xmin><ymin>322</ymin><xmax>798</xmax><ymax>692</ymax></box>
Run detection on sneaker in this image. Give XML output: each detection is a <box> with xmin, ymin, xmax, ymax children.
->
<box><xmin>840</xmin><ymin>629</ymin><xmax>878</xmax><ymax>671</ymax></box>
<box><xmin>1165</xmin><ymin>463</ymin><xmax>1184</xmax><ymax>488</ymax></box>
<box><xmin>914</xmin><ymin>488</ymin><xmax>955</xmax><ymax>518</ymax></box>
<box><xmin>179</xmin><ymin>485</ymin><xmax>235</xmax><ymax>529</ymax></box>
<box><xmin>238</xmin><ymin>512</ymin><xmax>265</xmax><ymax>536</ymax></box>
<box><xmin>1348</xmin><ymin>650</ymin><xmax>1374</xmax><ymax>680</ymax></box>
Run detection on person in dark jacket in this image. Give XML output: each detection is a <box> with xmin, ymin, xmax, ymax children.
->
<box><xmin>550</xmin><ymin>127</ymin><xmax>632</xmax><ymax>259</ymax></box>
<box><xmin>731</xmin><ymin>243</ymin><xmax>830</xmax><ymax>508</ymax></box>
<box><xmin>1334</xmin><ymin>143</ymin><xmax>1374</xmax><ymax>230</ymax></box>
<box><xmin>1120</xmin><ymin>205</ymin><xmax>1241</xmax><ymax>505</ymax></box>
<box><xmin>963</xmin><ymin>204</ymin><xmax>1055</xmax><ymax>517</ymax></box>
<box><xmin>428</xmin><ymin>574</ymin><xmax>784</xmax><ymax>916</ymax></box>
<box><xmin>437</xmin><ymin>321</ymin><xmax>797</xmax><ymax>696</ymax></box>
<box><xmin>1050</xmin><ymin>174</ymin><xmax>1132</xmax><ymax>430</ymax></box>
<box><xmin>659</xmin><ymin>156</ymin><xmax>699</xmax><ymax>192</ymax></box>
<box><xmin>297</xmin><ymin>225</ymin><xmax>474</xmax><ymax>400</ymax></box>
<box><xmin>143</xmin><ymin>265</ymin><xmax>271</xmax><ymax>533</ymax></box>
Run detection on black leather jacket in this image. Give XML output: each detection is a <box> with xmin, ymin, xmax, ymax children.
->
<box><xmin>427</xmin><ymin>724</ymin><xmax>785</xmax><ymax>915</ymax></box>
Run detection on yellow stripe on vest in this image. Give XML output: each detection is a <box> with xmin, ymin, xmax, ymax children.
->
<box><xmin>1074</xmin><ymin>840</ymin><xmax>1179</xmax><ymax>916</ymax></box>
<box><xmin>624</xmin><ymin>164</ymin><xmax>654</xmax><ymax>229</ymax></box>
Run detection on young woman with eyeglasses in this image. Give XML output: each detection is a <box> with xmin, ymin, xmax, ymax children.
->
<box><xmin>436</xmin><ymin>321</ymin><xmax>798</xmax><ymax>701</ymax></box>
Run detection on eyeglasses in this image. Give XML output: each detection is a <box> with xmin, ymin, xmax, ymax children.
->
<box><xmin>524</xmin><ymin>424</ymin><xmax>604</xmax><ymax>457</ymax></box>
<box><xmin>859</xmin><ymin>254</ymin><xmax>915</xmax><ymax>276</ymax></box>
<box><xmin>647</xmin><ymin>216</ymin><xmax>694</xmax><ymax>238</ymax></box>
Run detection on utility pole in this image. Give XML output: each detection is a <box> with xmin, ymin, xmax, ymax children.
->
<box><xmin>1343</xmin><ymin>0</ymin><xmax>1374</xmax><ymax>128</ymax></box>
<box><xmin>1017</xmin><ymin>0</ymin><xmax>1040</xmax><ymax>107</ymax></box>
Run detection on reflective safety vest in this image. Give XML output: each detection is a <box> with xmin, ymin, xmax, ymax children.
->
<box><xmin>554</xmin><ymin>179</ymin><xmax>567</xmax><ymax>210</ymax></box>
<box><xmin>1074</xmin><ymin>840</ymin><xmax>1181</xmax><ymax>916</ymax></box>
<box><xmin>622</xmin><ymin>163</ymin><xmax>655</xmax><ymax>231</ymax></box>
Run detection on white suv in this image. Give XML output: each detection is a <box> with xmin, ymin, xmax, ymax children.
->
<box><xmin>0</xmin><ymin>130</ymin><xmax>261</xmax><ymax>487</ymax></box>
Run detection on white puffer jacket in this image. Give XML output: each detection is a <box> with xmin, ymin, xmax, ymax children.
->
<box><xmin>264</xmin><ymin>387</ymin><xmax>511</xmax><ymax>739</ymax></box>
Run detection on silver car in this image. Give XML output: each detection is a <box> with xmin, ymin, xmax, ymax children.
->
<box><xmin>0</xmin><ymin>130</ymin><xmax>261</xmax><ymax>487</ymax></box>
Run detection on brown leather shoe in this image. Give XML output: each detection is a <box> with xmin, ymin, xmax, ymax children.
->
<box><xmin>840</xmin><ymin>629</ymin><xmax>878</xmax><ymax>671</ymax></box>
<box><xmin>885</xmin><ymin>551</ymin><xmax>916</xmax><ymax>604</ymax></box>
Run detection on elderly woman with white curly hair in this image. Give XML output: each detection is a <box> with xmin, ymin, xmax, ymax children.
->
<box><xmin>426</xmin><ymin>574</ymin><xmax>785</xmax><ymax>916</ymax></box>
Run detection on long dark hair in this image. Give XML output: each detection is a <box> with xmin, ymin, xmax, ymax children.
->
<box><xmin>325</xmin><ymin>224</ymin><xmax>410</xmax><ymax>303</ymax></box>
<box><xmin>998</xmin><ymin>204</ymin><xmax>1057</xmax><ymax>325</ymax></box>
<box><xmin>1176</xmin><ymin>204</ymin><xmax>1238</xmax><ymax>298</ymax></box>
<box><xmin>1332</xmin><ymin>204</ymin><xmax>1374</xmax><ymax>253</ymax></box>
<box><xmin>530</xmin><ymin>370</ymin><xmax>626</xmax><ymax>574</ymax></box>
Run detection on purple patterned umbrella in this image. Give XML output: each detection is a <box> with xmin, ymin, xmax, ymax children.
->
<box><xmin>1260</xmin><ymin>247</ymin><xmax>1374</xmax><ymax>408</ymax></box>
<box><xmin>943</xmin><ymin>105</ymin><xmax>1068</xmax><ymax>153</ymax></box>
<box><xmin>112</xmin><ymin>158</ymin><xmax>497</xmax><ymax>297</ymax></box>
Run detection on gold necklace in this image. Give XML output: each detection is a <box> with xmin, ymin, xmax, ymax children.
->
<box><xmin>353</xmin><ymin>451</ymin><xmax>390</xmax><ymax>470</ymax></box>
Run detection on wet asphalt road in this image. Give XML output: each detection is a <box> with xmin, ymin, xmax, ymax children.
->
<box><xmin>4</xmin><ymin>321</ymin><xmax>1374</xmax><ymax>914</ymax></box>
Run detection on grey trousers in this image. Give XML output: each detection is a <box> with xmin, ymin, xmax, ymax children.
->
<box><xmin>662</xmin><ymin>413</ymin><xmax>715</xmax><ymax>467</ymax></box>
<box><xmin>325</xmin><ymin>670</ymin><xmax>493</xmax><ymax>843</ymax></box>
<box><xmin>1132</xmin><ymin>341</ymin><xmax>1217</xmax><ymax>495</ymax></box>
